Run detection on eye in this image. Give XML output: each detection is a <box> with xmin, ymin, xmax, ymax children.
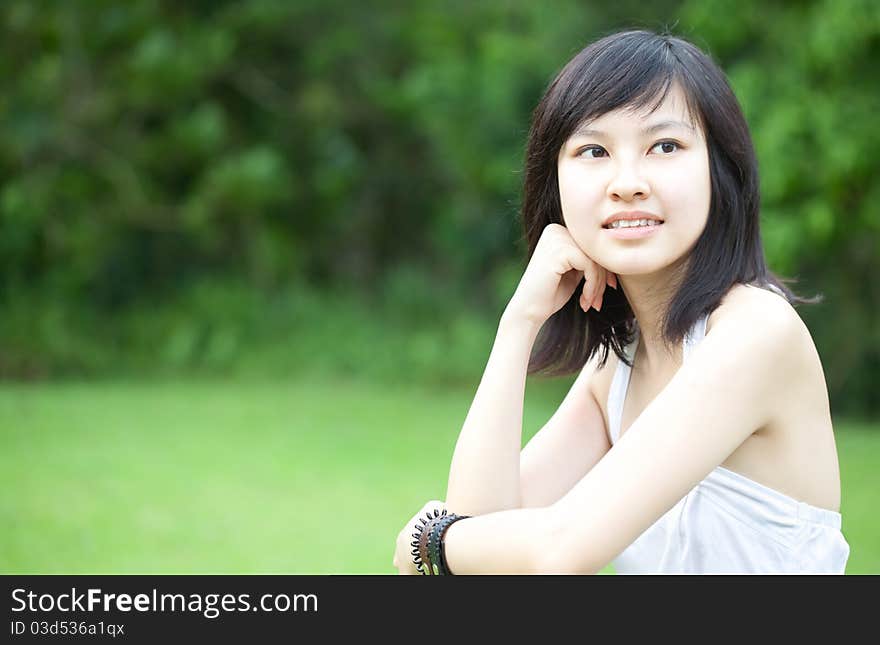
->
<box><xmin>576</xmin><ymin>145</ymin><xmax>607</xmax><ymax>159</ymax></box>
<box><xmin>650</xmin><ymin>140</ymin><xmax>681</xmax><ymax>154</ymax></box>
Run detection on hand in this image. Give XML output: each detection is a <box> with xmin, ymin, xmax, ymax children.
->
<box><xmin>504</xmin><ymin>223</ymin><xmax>617</xmax><ymax>327</ymax></box>
<box><xmin>393</xmin><ymin>500</ymin><xmax>446</xmax><ymax>575</ymax></box>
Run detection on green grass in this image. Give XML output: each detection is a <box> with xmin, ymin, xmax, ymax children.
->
<box><xmin>0</xmin><ymin>378</ymin><xmax>876</xmax><ymax>574</ymax></box>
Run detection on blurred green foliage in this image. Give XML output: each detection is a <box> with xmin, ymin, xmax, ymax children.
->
<box><xmin>1</xmin><ymin>0</ymin><xmax>878</xmax><ymax>415</ymax></box>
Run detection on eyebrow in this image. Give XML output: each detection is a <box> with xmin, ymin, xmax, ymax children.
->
<box><xmin>571</xmin><ymin>119</ymin><xmax>696</xmax><ymax>139</ymax></box>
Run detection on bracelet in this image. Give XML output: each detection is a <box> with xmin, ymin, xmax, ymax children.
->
<box><xmin>411</xmin><ymin>508</ymin><xmax>471</xmax><ymax>575</ymax></box>
<box><xmin>411</xmin><ymin>509</ymin><xmax>442</xmax><ymax>575</ymax></box>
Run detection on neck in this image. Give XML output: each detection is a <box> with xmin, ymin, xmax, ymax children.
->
<box><xmin>619</xmin><ymin>259</ymin><xmax>688</xmax><ymax>373</ymax></box>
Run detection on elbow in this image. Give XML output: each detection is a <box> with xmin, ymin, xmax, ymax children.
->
<box><xmin>532</xmin><ymin>509</ymin><xmax>602</xmax><ymax>575</ymax></box>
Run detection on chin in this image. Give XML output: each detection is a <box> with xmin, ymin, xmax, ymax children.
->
<box><xmin>604</xmin><ymin>259</ymin><xmax>667</xmax><ymax>276</ymax></box>
<box><xmin>602</xmin><ymin>248</ymin><xmax>688</xmax><ymax>275</ymax></box>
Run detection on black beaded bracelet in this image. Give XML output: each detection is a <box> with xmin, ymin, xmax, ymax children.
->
<box><xmin>411</xmin><ymin>509</ymin><xmax>471</xmax><ymax>575</ymax></box>
<box><xmin>411</xmin><ymin>509</ymin><xmax>444</xmax><ymax>575</ymax></box>
<box><xmin>429</xmin><ymin>512</ymin><xmax>468</xmax><ymax>574</ymax></box>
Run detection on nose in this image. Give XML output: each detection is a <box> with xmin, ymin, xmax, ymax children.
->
<box><xmin>606</xmin><ymin>162</ymin><xmax>650</xmax><ymax>202</ymax></box>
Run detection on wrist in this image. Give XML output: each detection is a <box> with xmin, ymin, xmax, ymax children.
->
<box><xmin>440</xmin><ymin>517</ymin><xmax>466</xmax><ymax>575</ymax></box>
<box><xmin>498</xmin><ymin>308</ymin><xmax>543</xmax><ymax>340</ymax></box>
<box><xmin>412</xmin><ymin>509</ymin><xmax>471</xmax><ymax>575</ymax></box>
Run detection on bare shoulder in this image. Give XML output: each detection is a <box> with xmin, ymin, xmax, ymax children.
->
<box><xmin>707</xmin><ymin>283</ymin><xmax>822</xmax><ymax>389</ymax></box>
<box><xmin>704</xmin><ymin>286</ymin><xmax>838</xmax><ymax>510</ymax></box>
<box><xmin>709</xmin><ymin>283</ymin><xmax>808</xmax><ymax>342</ymax></box>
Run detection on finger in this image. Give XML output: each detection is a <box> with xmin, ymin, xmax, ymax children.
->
<box><xmin>598</xmin><ymin>269</ymin><xmax>610</xmax><ymax>310</ymax></box>
<box><xmin>573</xmin><ymin>269</ymin><xmax>586</xmax><ymax>291</ymax></box>
<box><xmin>580</xmin><ymin>278</ymin><xmax>591</xmax><ymax>312</ymax></box>
<box><xmin>609</xmin><ymin>272</ymin><xmax>618</xmax><ymax>289</ymax></box>
<box><xmin>592</xmin><ymin>288</ymin><xmax>603</xmax><ymax>312</ymax></box>
<box><xmin>582</xmin><ymin>269</ymin><xmax>598</xmax><ymax>311</ymax></box>
<box><xmin>560</xmin><ymin>267</ymin><xmax>582</xmax><ymax>296</ymax></box>
<box><xmin>559</xmin><ymin>245</ymin><xmax>593</xmax><ymax>276</ymax></box>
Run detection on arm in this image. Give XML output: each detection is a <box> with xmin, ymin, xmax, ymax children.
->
<box><xmin>442</xmin><ymin>299</ymin><xmax>800</xmax><ymax>574</ymax></box>
<box><xmin>444</xmin><ymin>313</ymin><xmax>541</xmax><ymax>516</ymax></box>
<box><xmin>519</xmin><ymin>351</ymin><xmax>611</xmax><ymax>508</ymax></box>
<box><xmin>395</xmin><ymin>349</ymin><xmax>609</xmax><ymax>573</ymax></box>
<box><xmin>446</xmin><ymin>311</ymin><xmax>611</xmax><ymax>516</ymax></box>
<box><xmin>444</xmin><ymin>223</ymin><xmax>612</xmax><ymax>517</ymax></box>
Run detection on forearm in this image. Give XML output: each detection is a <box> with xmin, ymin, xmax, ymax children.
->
<box><xmin>444</xmin><ymin>313</ymin><xmax>541</xmax><ymax>516</ymax></box>
<box><xmin>442</xmin><ymin>505</ymin><xmax>562</xmax><ymax>574</ymax></box>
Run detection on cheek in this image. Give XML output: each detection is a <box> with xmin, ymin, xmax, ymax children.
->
<box><xmin>688</xmin><ymin>153</ymin><xmax>712</xmax><ymax>209</ymax></box>
<box><xmin>683</xmin><ymin>166</ymin><xmax>712</xmax><ymax>228</ymax></box>
<box><xmin>558</xmin><ymin>168</ymin><xmax>600</xmax><ymax>223</ymax></box>
<box><xmin>557</xmin><ymin>167</ymin><xmax>577</xmax><ymax>213</ymax></box>
<box><xmin>660</xmin><ymin>160</ymin><xmax>711</xmax><ymax>218</ymax></box>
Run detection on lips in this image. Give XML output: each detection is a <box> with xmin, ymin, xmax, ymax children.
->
<box><xmin>603</xmin><ymin>222</ymin><xmax>663</xmax><ymax>239</ymax></box>
<box><xmin>603</xmin><ymin>219</ymin><xmax>665</xmax><ymax>230</ymax></box>
<box><xmin>601</xmin><ymin>211</ymin><xmax>664</xmax><ymax>228</ymax></box>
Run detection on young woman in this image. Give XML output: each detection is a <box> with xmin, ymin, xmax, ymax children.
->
<box><xmin>393</xmin><ymin>29</ymin><xmax>850</xmax><ymax>574</ymax></box>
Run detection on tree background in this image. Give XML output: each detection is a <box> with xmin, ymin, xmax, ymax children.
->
<box><xmin>2</xmin><ymin>0</ymin><xmax>878</xmax><ymax>417</ymax></box>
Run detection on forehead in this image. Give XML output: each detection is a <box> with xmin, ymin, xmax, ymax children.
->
<box><xmin>576</xmin><ymin>83</ymin><xmax>699</xmax><ymax>133</ymax></box>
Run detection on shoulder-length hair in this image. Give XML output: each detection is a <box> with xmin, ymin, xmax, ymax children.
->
<box><xmin>521</xmin><ymin>29</ymin><xmax>820</xmax><ymax>376</ymax></box>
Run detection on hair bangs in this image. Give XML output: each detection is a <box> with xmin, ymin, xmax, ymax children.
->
<box><xmin>554</xmin><ymin>36</ymin><xmax>703</xmax><ymax>149</ymax></box>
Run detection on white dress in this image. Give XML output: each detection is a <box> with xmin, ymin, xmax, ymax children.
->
<box><xmin>606</xmin><ymin>312</ymin><xmax>851</xmax><ymax>574</ymax></box>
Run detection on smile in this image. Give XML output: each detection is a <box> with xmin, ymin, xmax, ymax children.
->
<box><xmin>603</xmin><ymin>219</ymin><xmax>664</xmax><ymax>229</ymax></box>
<box><xmin>602</xmin><ymin>221</ymin><xmax>664</xmax><ymax>239</ymax></box>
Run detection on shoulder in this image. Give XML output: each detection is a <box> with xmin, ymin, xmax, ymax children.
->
<box><xmin>706</xmin><ymin>282</ymin><xmax>816</xmax><ymax>384</ymax></box>
<box><xmin>708</xmin><ymin>283</ymin><xmax>803</xmax><ymax>336</ymax></box>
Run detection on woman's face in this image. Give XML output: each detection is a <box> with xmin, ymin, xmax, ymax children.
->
<box><xmin>556</xmin><ymin>84</ymin><xmax>711</xmax><ymax>276</ymax></box>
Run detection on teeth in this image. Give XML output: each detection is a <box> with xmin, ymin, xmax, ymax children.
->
<box><xmin>609</xmin><ymin>219</ymin><xmax>660</xmax><ymax>229</ymax></box>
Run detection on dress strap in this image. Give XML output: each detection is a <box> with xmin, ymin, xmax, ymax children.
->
<box><xmin>682</xmin><ymin>312</ymin><xmax>710</xmax><ymax>363</ymax></box>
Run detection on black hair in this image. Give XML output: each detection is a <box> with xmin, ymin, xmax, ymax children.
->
<box><xmin>520</xmin><ymin>28</ymin><xmax>820</xmax><ymax>375</ymax></box>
